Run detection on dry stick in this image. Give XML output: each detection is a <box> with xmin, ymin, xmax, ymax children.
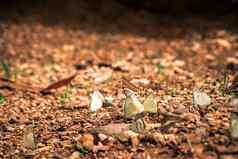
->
<box><xmin>0</xmin><ymin>72</ymin><xmax>78</xmax><ymax>94</ymax></box>
<box><xmin>121</xmin><ymin>77</ymin><xmax>140</xmax><ymax>92</ymax></box>
<box><xmin>40</xmin><ymin>73</ymin><xmax>78</xmax><ymax>94</ymax></box>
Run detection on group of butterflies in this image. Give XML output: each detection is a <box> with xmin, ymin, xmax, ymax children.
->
<box><xmin>90</xmin><ymin>76</ymin><xmax>213</xmax><ymax>133</ymax></box>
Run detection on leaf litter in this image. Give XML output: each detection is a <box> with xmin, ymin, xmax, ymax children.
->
<box><xmin>1</xmin><ymin>3</ymin><xmax>238</xmax><ymax>158</ymax></box>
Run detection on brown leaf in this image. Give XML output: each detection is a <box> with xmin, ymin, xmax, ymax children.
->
<box><xmin>122</xmin><ymin>77</ymin><xmax>140</xmax><ymax>92</ymax></box>
<box><xmin>40</xmin><ymin>73</ymin><xmax>77</xmax><ymax>94</ymax></box>
<box><xmin>0</xmin><ymin>78</ymin><xmax>40</xmax><ymax>93</ymax></box>
<box><xmin>81</xmin><ymin>133</ymin><xmax>95</xmax><ymax>151</ymax></box>
<box><xmin>23</xmin><ymin>126</ymin><xmax>36</xmax><ymax>149</ymax></box>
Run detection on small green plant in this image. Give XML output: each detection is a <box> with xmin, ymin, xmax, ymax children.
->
<box><xmin>58</xmin><ymin>86</ymin><xmax>72</xmax><ymax>107</ymax></box>
<box><xmin>223</xmin><ymin>70</ymin><xmax>229</xmax><ymax>91</ymax></box>
<box><xmin>156</xmin><ymin>63</ymin><xmax>165</xmax><ymax>74</ymax></box>
<box><xmin>0</xmin><ymin>94</ymin><xmax>5</xmax><ymax>105</ymax></box>
<box><xmin>1</xmin><ymin>60</ymin><xmax>10</xmax><ymax>79</ymax></box>
<box><xmin>220</xmin><ymin>70</ymin><xmax>237</xmax><ymax>96</ymax></box>
<box><xmin>76</xmin><ymin>145</ymin><xmax>89</xmax><ymax>155</ymax></box>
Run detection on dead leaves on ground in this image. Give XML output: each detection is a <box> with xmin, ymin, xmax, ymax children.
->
<box><xmin>40</xmin><ymin>73</ymin><xmax>78</xmax><ymax>94</ymax></box>
<box><xmin>0</xmin><ymin>73</ymin><xmax>78</xmax><ymax>95</ymax></box>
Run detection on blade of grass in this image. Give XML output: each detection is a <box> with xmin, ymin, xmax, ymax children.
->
<box><xmin>1</xmin><ymin>61</ymin><xmax>10</xmax><ymax>80</ymax></box>
<box><xmin>0</xmin><ymin>94</ymin><xmax>5</xmax><ymax>105</ymax></box>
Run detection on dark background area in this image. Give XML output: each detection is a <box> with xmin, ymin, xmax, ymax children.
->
<box><xmin>1</xmin><ymin>0</ymin><xmax>238</xmax><ymax>17</ymax></box>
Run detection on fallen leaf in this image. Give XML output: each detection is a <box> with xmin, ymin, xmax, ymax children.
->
<box><xmin>104</xmin><ymin>96</ymin><xmax>114</xmax><ymax>106</ymax></box>
<box><xmin>143</xmin><ymin>94</ymin><xmax>157</xmax><ymax>113</ymax></box>
<box><xmin>216</xmin><ymin>39</ymin><xmax>232</xmax><ymax>49</ymax></box>
<box><xmin>122</xmin><ymin>77</ymin><xmax>140</xmax><ymax>92</ymax></box>
<box><xmin>96</xmin><ymin>123</ymin><xmax>130</xmax><ymax>142</ymax></box>
<box><xmin>129</xmin><ymin>118</ymin><xmax>146</xmax><ymax>133</ymax></box>
<box><xmin>229</xmin><ymin>98</ymin><xmax>238</xmax><ymax>110</ymax></box>
<box><xmin>81</xmin><ymin>134</ymin><xmax>95</xmax><ymax>151</ymax></box>
<box><xmin>130</xmin><ymin>78</ymin><xmax>150</xmax><ymax>86</ymax></box>
<box><xmin>193</xmin><ymin>88</ymin><xmax>211</xmax><ymax>108</ymax></box>
<box><xmin>68</xmin><ymin>151</ymin><xmax>81</xmax><ymax>159</ymax></box>
<box><xmin>0</xmin><ymin>78</ymin><xmax>39</xmax><ymax>93</ymax></box>
<box><xmin>92</xmin><ymin>143</ymin><xmax>110</xmax><ymax>152</ymax></box>
<box><xmin>90</xmin><ymin>90</ymin><xmax>104</xmax><ymax>112</ymax></box>
<box><xmin>40</xmin><ymin>73</ymin><xmax>77</xmax><ymax>94</ymax></box>
<box><xmin>227</xmin><ymin>74</ymin><xmax>238</xmax><ymax>94</ymax></box>
<box><xmin>23</xmin><ymin>126</ymin><xmax>36</xmax><ymax>149</ymax></box>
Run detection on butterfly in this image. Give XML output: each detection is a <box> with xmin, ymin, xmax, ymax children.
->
<box><xmin>90</xmin><ymin>90</ymin><xmax>104</xmax><ymax>112</ymax></box>
<box><xmin>193</xmin><ymin>88</ymin><xmax>211</xmax><ymax>108</ymax></box>
<box><xmin>230</xmin><ymin>112</ymin><xmax>238</xmax><ymax>140</ymax></box>
<box><xmin>143</xmin><ymin>94</ymin><xmax>157</xmax><ymax>113</ymax></box>
<box><xmin>123</xmin><ymin>90</ymin><xmax>144</xmax><ymax>119</ymax></box>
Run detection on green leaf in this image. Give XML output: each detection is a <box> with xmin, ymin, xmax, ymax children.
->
<box><xmin>0</xmin><ymin>95</ymin><xmax>5</xmax><ymax>105</ymax></box>
<box><xmin>58</xmin><ymin>86</ymin><xmax>72</xmax><ymax>106</ymax></box>
<box><xmin>143</xmin><ymin>94</ymin><xmax>157</xmax><ymax>113</ymax></box>
<box><xmin>156</xmin><ymin>64</ymin><xmax>165</xmax><ymax>74</ymax></box>
<box><xmin>1</xmin><ymin>61</ymin><xmax>10</xmax><ymax>79</ymax></box>
<box><xmin>75</xmin><ymin>144</ymin><xmax>89</xmax><ymax>155</ymax></box>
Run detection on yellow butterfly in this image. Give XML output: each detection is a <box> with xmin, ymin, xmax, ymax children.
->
<box><xmin>123</xmin><ymin>89</ymin><xmax>144</xmax><ymax>119</ymax></box>
<box><xmin>143</xmin><ymin>94</ymin><xmax>157</xmax><ymax>113</ymax></box>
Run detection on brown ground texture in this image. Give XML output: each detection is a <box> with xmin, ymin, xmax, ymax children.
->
<box><xmin>1</xmin><ymin>2</ymin><xmax>238</xmax><ymax>159</ymax></box>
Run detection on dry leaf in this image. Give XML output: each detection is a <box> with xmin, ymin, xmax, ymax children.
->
<box><xmin>92</xmin><ymin>143</ymin><xmax>110</xmax><ymax>152</ymax></box>
<box><xmin>122</xmin><ymin>77</ymin><xmax>140</xmax><ymax>92</ymax></box>
<box><xmin>229</xmin><ymin>98</ymin><xmax>238</xmax><ymax>110</ymax></box>
<box><xmin>216</xmin><ymin>39</ymin><xmax>232</xmax><ymax>49</ymax></box>
<box><xmin>23</xmin><ymin>126</ymin><xmax>36</xmax><ymax>149</ymax></box>
<box><xmin>68</xmin><ymin>151</ymin><xmax>80</xmax><ymax>159</ymax></box>
<box><xmin>96</xmin><ymin>123</ymin><xmax>130</xmax><ymax>142</ymax></box>
<box><xmin>40</xmin><ymin>73</ymin><xmax>77</xmax><ymax>94</ymax></box>
<box><xmin>129</xmin><ymin>118</ymin><xmax>146</xmax><ymax>133</ymax></box>
<box><xmin>81</xmin><ymin>134</ymin><xmax>95</xmax><ymax>151</ymax></box>
<box><xmin>130</xmin><ymin>78</ymin><xmax>150</xmax><ymax>86</ymax></box>
<box><xmin>0</xmin><ymin>78</ymin><xmax>40</xmax><ymax>93</ymax></box>
<box><xmin>104</xmin><ymin>96</ymin><xmax>114</xmax><ymax>106</ymax></box>
<box><xmin>129</xmin><ymin>118</ymin><xmax>161</xmax><ymax>133</ymax></box>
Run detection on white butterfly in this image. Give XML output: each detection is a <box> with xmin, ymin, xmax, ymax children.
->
<box><xmin>90</xmin><ymin>90</ymin><xmax>104</xmax><ymax>112</ymax></box>
<box><xmin>193</xmin><ymin>88</ymin><xmax>211</xmax><ymax>108</ymax></box>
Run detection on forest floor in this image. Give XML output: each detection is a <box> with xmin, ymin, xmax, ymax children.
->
<box><xmin>1</xmin><ymin>5</ymin><xmax>238</xmax><ymax>159</ymax></box>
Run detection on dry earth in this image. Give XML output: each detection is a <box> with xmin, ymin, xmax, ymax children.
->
<box><xmin>1</xmin><ymin>5</ymin><xmax>238</xmax><ymax>159</ymax></box>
